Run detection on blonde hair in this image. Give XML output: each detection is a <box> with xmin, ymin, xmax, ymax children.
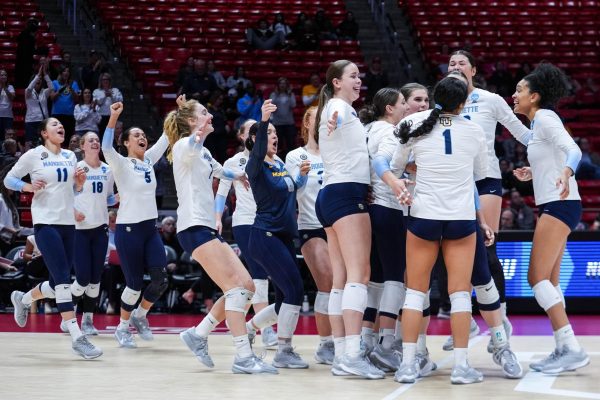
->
<box><xmin>163</xmin><ymin>99</ymin><xmax>199</xmax><ymax>162</ymax></box>
<box><xmin>300</xmin><ymin>106</ymin><xmax>317</xmax><ymax>145</ymax></box>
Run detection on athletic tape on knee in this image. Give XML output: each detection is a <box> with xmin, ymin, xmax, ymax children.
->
<box><xmin>143</xmin><ymin>268</ymin><xmax>169</xmax><ymax>303</ymax></box>
<box><xmin>328</xmin><ymin>288</ymin><xmax>343</xmax><ymax>316</ymax></box>
<box><xmin>277</xmin><ymin>303</ymin><xmax>301</xmax><ymax>338</ymax></box>
<box><xmin>342</xmin><ymin>283</ymin><xmax>368</xmax><ymax>313</ymax></box>
<box><xmin>225</xmin><ymin>287</ymin><xmax>254</xmax><ymax>313</ymax></box>
<box><xmin>403</xmin><ymin>288</ymin><xmax>426</xmax><ymax>312</ymax></box>
<box><xmin>314</xmin><ymin>291</ymin><xmax>330</xmax><ymax>315</ymax></box>
<box><xmin>55</xmin><ymin>284</ymin><xmax>72</xmax><ymax>304</ymax></box>
<box><xmin>85</xmin><ymin>283</ymin><xmax>100</xmax><ymax>298</ymax></box>
<box><xmin>252</xmin><ymin>279</ymin><xmax>269</xmax><ymax>304</ymax></box>
<box><xmin>532</xmin><ymin>280</ymin><xmax>562</xmax><ymax>311</ymax></box>
<box><xmin>71</xmin><ymin>280</ymin><xmax>87</xmax><ymax>297</ymax></box>
<box><xmin>450</xmin><ymin>291</ymin><xmax>472</xmax><ymax>314</ymax></box>
<box><xmin>474</xmin><ymin>278</ymin><xmax>500</xmax><ymax>311</ymax></box>
<box><xmin>121</xmin><ymin>287</ymin><xmax>141</xmax><ymax>307</ymax></box>
<box><xmin>379</xmin><ymin>281</ymin><xmax>405</xmax><ymax>317</ymax></box>
<box><xmin>39</xmin><ymin>281</ymin><xmax>55</xmax><ymax>299</ymax></box>
<box><xmin>367</xmin><ymin>281</ymin><xmax>384</xmax><ymax>309</ymax></box>
<box><xmin>252</xmin><ymin>303</ymin><xmax>278</xmax><ymax>329</ymax></box>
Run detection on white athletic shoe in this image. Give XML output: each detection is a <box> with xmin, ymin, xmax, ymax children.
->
<box><xmin>394</xmin><ymin>359</ymin><xmax>420</xmax><ymax>383</ymax></box>
<box><xmin>416</xmin><ymin>349</ymin><xmax>437</xmax><ymax>377</ymax></box>
<box><xmin>232</xmin><ymin>354</ymin><xmax>279</xmax><ymax>374</ymax></box>
<box><xmin>10</xmin><ymin>291</ymin><xmax>30</xmax><ymax>328</ymax></box>
<box><xmin>492</xmin><ymin>345</ymin><xmax>523</xmax><ymax>379</ymax></box>
<box><xmin>114</xmin><ymin>328</ymin><xmax>137</xmax><ymax>348</ymax></box>
<box><xmin>540</xmin><ymin>346</ymin><xmax>590</xmax><ymax>375</ymax></box>
<box><xmin>314</xmin><ymin>340</ymin><xmax>334</xmax><ymax>365</ymax></box>
<box><xmin>272</xmin><ymin>346</ymin><xmax>309</xmax><ymax>369</ymax></box>
<box><xmin>369</xmin><ymin>344</ymin><xmax>402</xmax><ymax>372</ymax></box>
<box><xmin>450</xmin><ymin>363</ymin><xmax>483</xmax><ymax>384</ymax></box>
<box><xmin>179</xmin><ymin>327</ymin><xmax>214</xmax><ymax>368</ymax></box>
<box><xmin>331</xmin><ymin>356</ymin><xmax>352</xmax><ymax>376</ymax></box>
<box><xmin>261</xmin><ymin>326</ymin><xmax>278</xmax><ymax>348</ymax></box>
<box><xmin>72</xmin><ymin>335</ymin><xmax>103</xmax><ymax>359</ymax></box>
<box><xmin>82</xmin><ymin>314</ymin><xmax>99</xmax><ymax>336</ymax></box>
<box><xmin>487</xmin><ymin>317</ymin><xmax>513</xmax><ymax>353</ymax></box>
<box><xmin>338</xmin><ymin>352</ymin><xmax>385</xmax><ymax>379</ymax></box>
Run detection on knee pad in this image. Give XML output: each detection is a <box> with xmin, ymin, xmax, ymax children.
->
<box><xmin>555</xmin><ymin>284</ymin><xmax>566</xmax><ymax>310</ymax></box>
<box><xmin>144</xmin><ymin>268</ymin><xmax>169</xmax><ymax>303</ymax></box>
<box><xmin>252</xmin><ymin>279</ymin><xmax>269</xmax><ymax>305</ymax></box>
<box><xmin>71</xmin><ymin>280</ymin><xmax>87</xmax><ymax>297</ymax></box>
<box><xmin>277</xmin><ymin>303</ymin><xmax>301</xmax><ymax>338</ymax></box>
<box><xmin>403</xmin><ymin>288</ymin><xmax>426</xmax><ymax>312</ymax></box>
<box><xmin>55</xmin><ymin>284</ymin><xmax>72</xmax><ymax>304</ymax></box>
<box><xmin>474</xmin><ymin>279</ymin><xmax>500</xmax><ymax>311</ymax></box>
<box><xmin>423</xmin><ymin>289</ymin><xmax>431</xmax><ymax>316</ymax></box>
<box><xmin>532</xmin><ymin>280</ymin><xmax>562</xmax><ymax>311</ymax></box>
<box><xmin>225</xmin><ymin>287</ymin><xmax>254</xmax><ymax>313</ymax></box>
<box><xmin>85</xmin><ymin>283</ymin><xmax>100</xmax><ymax>299</ymax></box>
<box><xmin>450</xmin><ymin>291</ymin><xmax>472</xmax><ymax>314</ymax></box>
<box><xmin>39</xmin><ymin>281</ymin><xmax>55</xmax><ymax>299</ymax></box>
<box><xmin>121</xmin><ymin>287</ymin><xmax>141</xmax><ymax>309</ymax></box>
<box><xmin>314</xmin><ymin>291</ymin><xmax>330</xmax><ymax>315</ymax></box>
<box><xmin>379</xmin><ymin>281</ymin><xmax>405</xmax><ymax>317</ymax></box>
<box><xmin>252</xmin><ymin>303</ymin><xmax>278</xmax><ymax>329</ymax></box>
<box><xmin>341</xmin><ymin>283</ymin><xmax>367</xmax><ymax>313</ymax></box>
<box><xmin>328</xmin><ymin>288</ymin><xmax>343</xmax><ymax>316</ymax></box>
<box><xmin>367</xmin><ymin>281</ymin><xmax>384</xmax><ymax>310</ymax></box>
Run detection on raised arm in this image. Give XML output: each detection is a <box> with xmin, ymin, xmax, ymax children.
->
<box><xmin>246</xmin><ymin>100</ymin><xmax>277</xmax><ymax>179</ymax></box>
<box><xmin>101</xmin><ymin>102</ymin><xmax>124</xmax><ymax>165</ymax></box>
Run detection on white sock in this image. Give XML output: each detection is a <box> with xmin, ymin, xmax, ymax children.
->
<box><xmin>379</xmin><ymin>328</ymin><xmax>395</xmax><ymax>350</ymax></box>
<box><xmin>360</xmin><ymin>327</ymin><xmax>374</xmax><ymax>348</ymax></box>
<box><xmin>233</xmin><ymin>334</ymin><xmax>253</xmax><ymax>358</ymax></box>
<box><xmin>22</xmin><ymin>291</ymin><xmax>34</xmax><ymax>306</ymax></box>
<box><xmin>500</xmin><ymin>302</ymin><xmax>507</xmax><ymax>319</ymax></box>
<box><xmin>454</xmin><ymin>347</ymin><xmax>468</xmax><ymax>368</ymax></box>
<box><xmin>65</xmin><ymin>318</ymin><xmax>83</xmax><ymax>341</ymax></box>
<box><xmin>345</xmin><ymin>334</ymin><xmax>361</xmax><ymax>357</ymax></box>
<box><xmin>554</xmin><ymin>285</ymin><xmax>566</xmax><ymax>309</ymax></box>
<box><xmin>195</xmin><ymin>313</ymin><xmax>218</xmax><ymax>337</ymax></box>
<box><xmin>83</xmin><ymin>312</ymin><xmax>93</xmax><ymax>321</ymax></box>
<box><xmin>402</xmin><ymin>342</ymin><xmax>417</xmax><ymax>364</ymax></box>
<box><xmin>416</xmin><ymin>334</ymin><xmax>427</xmax><ymax>354</ymax></box>
<box><xmin>490</xmin><ymin>325</ymin><xmax>508</xmax><ymax>349</ymax></box>
<box><xmin>118</xmin><ymin>318</ymin><xmax>129</xmax><ymax>331</ymax></box>
<box><xmin>320</xmin><ymin>335</ymin><xmax>332</xmax><ymax>345</ymax></box>
<box><xmin>395</xmin><ymin>319</ymin><xmax>402</xmax><ymax>341</ymax></box>
<box><xmin>554</xmin><ymin>324</ymin><xmax>581</xmax><ymax>351</ymax></box>
<box><xmin>333</xmin><ymin>337</ymin><xmax>345</xmax><ymax>358</ymax></box>
<box><xmin>134</xmin><ymin>305</ymin><xmax>149</xmax><ymax>318</ymax></box>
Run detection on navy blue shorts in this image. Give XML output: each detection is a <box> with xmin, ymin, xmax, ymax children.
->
<box><xmin>369</xmin><ymin>204</ymin><xmax>406</xmax><ymax>282</ymax></box>
<box><xmin>538</xmin><ymin>200</ymin><xmax>582</xmax><ymax>231</ymax></box>
<box><xmin>233</xmin><ymin>225</ymin><xmax>268</xmax><ymax>280</ymax></box>
<box><xmin>476</xmin><ymin>178</ymin><xmax>502</xmax><ymax>197</ymax></box>
<box><xmin>407</xmin><ymin>216</ymin><xmax>477</xmax><ymax>241</ymax></box>
<box><xmin>315</xmin><ymin>182</ymin><xmax>369</xmax><ymax>228</ymax></box>
<box><xmin>177</xmin><ymin>225</ymin><xmax>224</xmax><ymax>254</ymax></box>
<box><xmin>298</xmin><ymin>228</ymin><xmax>327</xmax><ymax>247</ymax></box>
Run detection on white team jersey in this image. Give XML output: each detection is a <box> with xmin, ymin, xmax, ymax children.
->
<box><xmin>318</xmin><ymin>98</ymin><xmax>370</xmax><ymax>186</ymax></box>
<box><xmin>173</xmin><ymin>137</ymin><xmax>229</xmax><ymax>232</ymax></box>
<box><xmin>75</xmin><ymin>160</ymin><xmax>114</xmax><ymax>230</ymax></box>
<box><xmin>527</xmin><ymin>109</ymin><xmax>581</xmax><ymax>205</ymax></box>
<box><xmin>286</xmin><ymin>147</ymin><xmax>324</xmax><ymax>230</ymax></box>
<box><xmin>367</xmin><ymin>120</ymin><xmax>406</xmax><ymax>212</ymax></box>
<box><xmin>103</xmin><ymin>135</ymin><xmax>168</xmax><ymax>224</ymax></box>
<box><xmin>217</xmin><ymin>150</ymin><xmax>256</xmax><ymax>227</ymax></box>
<box><xmin>392</xmin><ymin>110</ymin><xmax>488</xmax><ymax>220</ymax></box>
<box><xmin>461</xmin><ymin>88</ymin><xmax>531</xmax><ymax>179</ymax></box>
<box><xmin>5</xmin><ymin>146</ymin><xmax>77</xmax><ymax>225</ymax></box>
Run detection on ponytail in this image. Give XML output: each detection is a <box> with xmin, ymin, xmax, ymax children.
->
<box><xmin>162</xmin><ymin>99</ymin><xmax>198</xmax><ymax>162</ymax></box>
<box><xmin>313</xmin><ymin>84</ymin><xmax>332</xmax><ymax>144</ymax></box>
<box><xmin>396</xmin><ymin>108</ymin><xmax>442</xmax><ymax>144</ymax></box>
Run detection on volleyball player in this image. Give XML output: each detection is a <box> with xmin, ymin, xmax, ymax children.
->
<box><xmin>512</xmin><ymin>63</ymin><xmax>589</xmax><ymax>374</ymax></box>
<box><xmin>314</xmin><ymin>60</ymin><xmax>384</xmax><ymax>379</ymax></box>
<box><xmin>6</xmin><ymin>118</ymin><xmax>102</xmax><ymax>359</ymax></box>
<box><xmin>165</xmin><ymin>97</ymin><xmax>277</xmax><ymax>374</ymax></box>
<box><xmin>285</xmin><ymin>106</ymin><xmax>334</xmax><ymax>365</ymax></box>
<box><xmin>391</xmin><ymin>76</ymin><xmax>487</xmax><ymax>384</ymax></box>
<box><xmin>102</xmin><ymin>103</ymin><xmax>170</xmax><ymax>348</ymax></box>
<box><xmin>215</xmin><ymin>119</ymin><xmax>278</xmax><ymax>348</ymax></box>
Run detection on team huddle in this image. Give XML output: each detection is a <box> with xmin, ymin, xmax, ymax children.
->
<box><xmin>6</xmin><ymin>51</ymin><xmax>590</xmax><ymax>384</ymax></box>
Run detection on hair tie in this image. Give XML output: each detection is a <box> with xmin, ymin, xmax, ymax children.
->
<box><xmin>434</xmin><ymin>104</ymin><xmax>442</xmax><ymax>110</ymax></box>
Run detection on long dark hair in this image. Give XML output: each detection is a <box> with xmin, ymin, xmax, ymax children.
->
<box><xmin>523</xmin><ymin>62</ymin><xmax>569</xmax><ymax>110</ymax></box>
<box><xmin>360</xmin><ymin>87</ymin><xmax>401</xmax><ymax>125</ymax></box>
<box><xmin>396</xmin><ymin>77</ymin><xmax>468</xmax><ymax>144</ymax></box>
<box><xmin>0</xmin><ymin>162</ymin><xmax>20</xmax><ymax>229</ymax></box>
<box><xmin>245</xmin><ymin>122</ymin><xmax>259</xmax><ymax>151</ymax></box>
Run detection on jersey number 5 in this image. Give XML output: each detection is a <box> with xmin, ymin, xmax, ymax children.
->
<box><xmin>442</xmin><ymin>129</ymin><xmax>452</xmax><ymax>155</ymax></box>
<box><xmin>144</xmin><ymin>171</ymin><xmax>152</xmax><ymax>183</ymax></box>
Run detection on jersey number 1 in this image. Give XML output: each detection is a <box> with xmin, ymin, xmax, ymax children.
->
<box><xmin>442</xmin><ymin>129</ymin><xmax>452</xmax><ymax>155</ymax></box>
<box><xmin>56</xmin><ymin>167</ymin><xmax>68</xmax><ymax>182</ymax></box>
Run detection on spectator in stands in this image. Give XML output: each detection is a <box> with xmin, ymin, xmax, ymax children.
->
<box><xmin>314</xmin><ymin>9</ymin><xmax>336</xmax><ymax>40</ymax></box>
<box><xmin>500</xmin><ymin>208</ymin><xmax>517</xmax><ymax>230</ymax></box>
<box><xmin>489</xmin><ymin>62</ymin><xmax>515</xmax><ymax>98</ymax></box>
<box><xmin>271</xmin><ymin>12</ymin><xmax>293</xmax><ymax>39</ymax></box>
<box><xmin>293</xmin><ymin>12</ymin><xmax>309</xmax><ymax>33</ymax></box>
<box><xmin>93</xmin><ymin>73</ymin><xmax>123</xmax><ymax>136</ymax></box>
<box><xmin>25</xmin><ymin>64</ymin><xmax>54</xmax><ymax>147</ymax></box>
<box><xmin>205</xmin><ymin>91</ymin><xmax>229</xmax><ymax>163</ymax></box>
<box><xmin>1</xmin><ymin>140</ymin><xmax>20</xmax><ymax>170</ymax></box>
<box><xmin>207</xmin><ymin>60</ymin><xmax>227</xmax><ymax>91</ymax></box>
<box><xmin>159</xmin><ymin>216</ymin><xmax>183</xmax><ymax>272</ymax></box>
<box><xmin>107</xmin><ymin>209</ymin><xmax>117</xmax><ymax>250</ymax></box>
<box><xmin>114</xmin><ymin>120</ymin><xmax>124</xmax><ymax>146</ymax></box>
<box><xmin>246</xmin><ymin>18</ymin><xmax>286</xmax><ymax>50</ymax></box>
<box><xmin>499</xmin><ymin>158</ymin><xmax>515</xmax><ymax>193</ymax></box>
<box><xmin>591</xmin><ymin>214</ymin><xmax>600</xmax><ymax>231</ymax></box>
<box><xmin>52</xmin><ymin>50</ymin><xmax>74</xmax><ymax>81</ymax></box>
<box><xmin>437</xmin><ymin>44</ymin><xmax>450</xmax><ymax>77</ymax></box>
<box><xmin>336</xmin><ymin>11</ymin><xmax>359</xmax><ymax>40</ymax></box>
<box><xmin>0</xmin><ymin>162</ymin><xmax>25</xmax><ymax>255</ymax></box>
<box><xmin>50</xmin><ymin>66</ymin><xmax>80</xmax><ymax>144</ymax></box>
<box><xmin>269</xmin><ymin>77</ymin><xmax>297</xmax><ymax>157</ymax></box>
<box><xmin>176</xmin><ymin>56</ymin><xmax>195</xmax><ymax>90</ymax></box>
<box><xmin>514</xmin><ymin>62</ymin><xmax>533</xmax><ymax>83</ymax></box>
<box><xmin>15</xmin><ymin>18</ymin><xmax>39</xmax><ymax>88</ymax></box>
<box><xmin>575</xmin><ymin>137</ymin><xmax>600</xmax><ymax>179</ymax></box>
<box><xmin>237</xmin><ymin>82</ymin><xmax>263</xmax><ymax>125</ymax></box>
<box><xmin>363</xmin><ymin>57</ymin><xmax>389</xmax><ymax>103</ymax></box>
<box><xmin>292</xmin><ymin>19</ymin><xmax>320</xmax><ymax>51</ymax></box>
<box><xmin>180</xmin><ymin>59</ymin><xmax>217</xmax><ymax>104</ymax></box>
<box><xmin>509</xmin><ymin>189</ymin><xmax>535</xmax><ymax>230</ymax></box>
<box><xmin>153</xmin><ymin>154</ymin><xmax>169</xmax><ymax>209</ymax></box>
<box><xmin>226</xmin><ymin>66</ymin><xmax>252</xmax><ymax>93</ymax></box>
<box><xmin>74</xmin><ymin>88</ymin><xmax>101</xmax><ymax>137</ymax></box>
<box><xmin>302</xmin><ymin>73</ymin><xmax>321</xmax><ymax>107</ymax></box>
<box><xmin>68</xmin><ymin>134</ymin><xmax>83</xmax><ymax>162</ymax></box>
<box><xmin>0</xmin><ymin>69</ymin><xmax>16</xmax><ymax>142</ymax></box>
<box><xmin>80</xmin><ymin>50</ymin><xmax>103</xmax><ymax>91</ymax></box>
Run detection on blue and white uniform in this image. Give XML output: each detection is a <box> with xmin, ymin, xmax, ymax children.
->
<box><xmin>528</xmin><ymin>109</ymin><xmax>582</xmax><ymax>230</ymax></box>
<box><xmin>4</xmin><ymin>146</ymin><xmax>79</xmax><ymax>312</ymax></box>
<box><xmin>101</xmin><ymin>127</ymin><xmax>169</xmax><ymax>310</ymax></box>
<box><xmin>392</xmin><ymin>110</ymin><xmax>488</xmax><ymax>240</ymax></box>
